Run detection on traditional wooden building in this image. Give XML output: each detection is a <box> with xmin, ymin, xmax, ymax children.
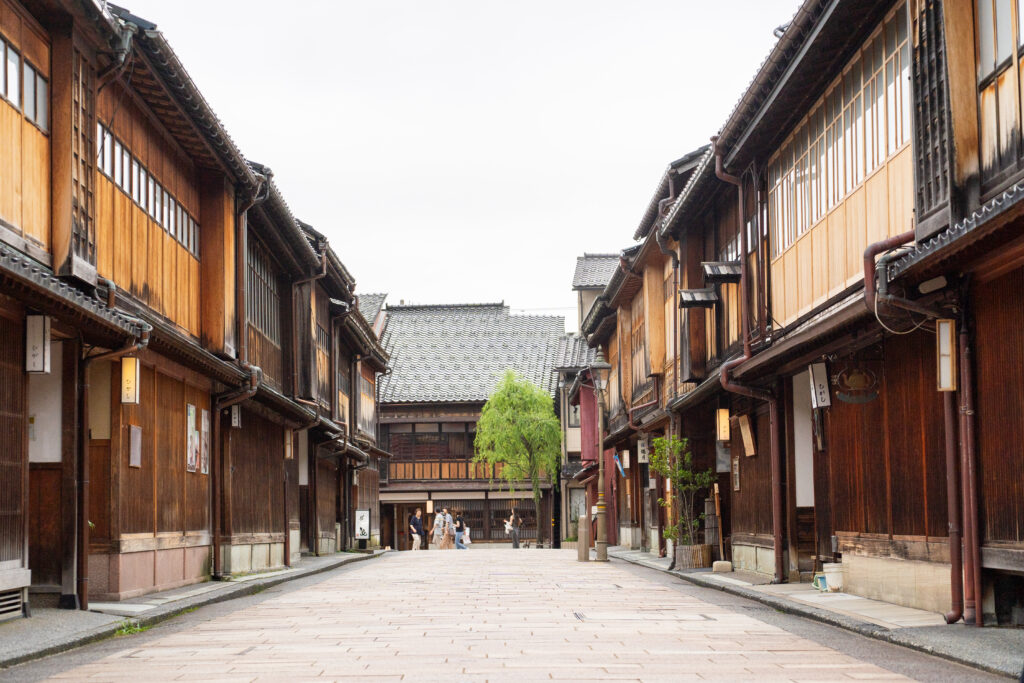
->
<box><xmin>376</xmin><ymin>301</ymin><xmax>564</xmax><ymax>549</ymax></box>
<box><xmin>580</xmin><ymin>0</ymin><xmax>1022</xmax><ymax>625</ymax></box>
<box><xmin>0</xmin><ymin>0</ymin><xmax>386</xmax><ymax>619</ymax></box>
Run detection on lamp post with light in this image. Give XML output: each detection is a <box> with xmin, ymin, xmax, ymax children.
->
<box><xmin>589</xmin><ymin>350</ymin><xmax>612</xmax><ymax>562</ymax></box>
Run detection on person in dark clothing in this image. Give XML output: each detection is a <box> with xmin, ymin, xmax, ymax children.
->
<box><xmin>507</xmin><ymin>510</ymin><xmax>521</xmax><ymax>548</ymax></box>
<box><xmin>454</xmin><ymin>512</ymin><xmax>467</xmax><ymax>549</ymax></box>
<box><xmin>408</xmin><ymin>508</ymin><xmax>424</xmax><ymax>551</ymax></box>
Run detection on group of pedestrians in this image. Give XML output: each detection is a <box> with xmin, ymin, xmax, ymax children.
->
<box><xmin>407</xmin><ymin>507</ymin><xmax>525</xmax><ymax>550</ymax></box>
<box><xmin>407</xmin><ymin>507</ymin><xmax>470</xmax><ymax>550</ymax></box>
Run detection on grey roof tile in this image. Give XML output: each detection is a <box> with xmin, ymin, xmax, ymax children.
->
<box><xmin>572</xmin><ymin>254</ymin><xmax>619</xmax><ymax>290</ymax></box>
<box><xmin>554</xmin><ymin>334</ymin><xmax>596</xmax><ymax>370</ymax></box>
<box><xmin>356</xmin><ymin>293</ymin><xmax>387</xmax><ymax>327</ymax></box>
<box><xmin>378</xmin><ymin>303</ymin><xmax>564</xmax><ymax>404</ymax></box>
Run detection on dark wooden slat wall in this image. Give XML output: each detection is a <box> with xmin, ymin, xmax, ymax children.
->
<box><xmin>316</xmin><ymin>459</ymin><xmax>337</xmax><ymax>540</ymax></box>
<box><xmin>156</xmin><ymin>372</ymin><xmax>185</xmax><ymax>532</ymax></box>
<box><xmin>28</xmin><ymin>464</ymin><xmax>61</xmax><ymax>585</ymax></box>
<box><xmin>230</xmin><ymin>408</ymin><xmax>284</xmax><ymax>535</ymax></box>
<box><xmin>729</xmin><ymin>405</ymin><xmax>773</xmax><ymax>539</ymax></box>
<box><xmin>820</xmin><ymin>336</ymin><xmax>947</xmax><ymax>540</ymax></box>
<box><xmin>0</xmin><ymin>314</ymin><xmax>26</xmax><ymax>566</ymax></box>
<box><xmin>120</xmin><ymin>364</ymin><xmax>155</xmax><ymax>534</ymax></box>
<box><xmin>973</xmin><ymin>268</ymin><xmax>1024</xmax><ymax>545</ymax></box>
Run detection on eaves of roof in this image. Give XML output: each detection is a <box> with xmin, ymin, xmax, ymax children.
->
<box><xmin>633</xmin><ymin>145</ymin><xmax>710</xmax><ymax>241</ymax></box>
<box><xmin>661</xmin><ymin>0</ymin><xmax>891</xmax><ymax>240</ymax></box>
<box><xmin>890</xmin><ymin>180</ymin><xmax>1024</xmax><ymax>280</ymax></box>
<box><xmin>0</xmin><ymin>242</ymin><xmax>142</xmax><ymax>344</ymax></box>
<box><xmin>113</xmin><ymin>19</ymin><xmax>260</xmax><ymax>194</ymax></box>
<box><xmin>580</xmin><ymin>295</ymin><xmax>610</xmax><ymax>339</ymax></box>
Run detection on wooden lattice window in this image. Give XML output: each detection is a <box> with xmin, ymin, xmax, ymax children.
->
<box><xmin>246</xmin><ymin>239</ymin><xmax>281</xmax><ymax>346</ymax></box>
<box><xmin>72</xmin><ymin>47</ymin><xmax>95</xmax><ymax>266</ymax></box>
<box><xmin>630</xmin><ymin>293</ymin><xmax>649</xmax><ymax>396</ymax></box>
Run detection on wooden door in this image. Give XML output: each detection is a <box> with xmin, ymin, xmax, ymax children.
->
<box><xmin>0</xmin><ymin>316</ymin><xmax>27</xmax><ymax>583</ymax></box>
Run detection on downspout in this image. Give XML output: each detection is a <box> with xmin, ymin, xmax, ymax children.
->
<box><xmin>78</xmin><ymin>325</ymin><xmax>151</xmax><ymax>609</ymax></box>
<box><xmin>236</xmin><ymin>172</ymin><xmax>270</xmax><ymax>368</ymax></box>
<box><xmin>211</xmin><ymin>365</ymin><xmax>260</xmax><ymax>579</ymax></box>
<box><xmin>97</xmin><ymin>21</ymin><xmax>137</xmax><ymax>93</ymax></box>
<box><xmin>864</xmin><ymin>233</ymin><xmax>969</xmax><ymax>625</ymax></box>
<box><xmin>959</xmin><ymin>298</ymin><xmax>983</xmax><ymax>627</ymax></box>
<box><xmin>713</xmin><ymin>136</ymin><xmax>785</xmax><ymax>584</ymax></box>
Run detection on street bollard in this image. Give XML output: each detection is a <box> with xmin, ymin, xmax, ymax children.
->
<box><xmin>577</xmin><ymin>514</ymin><xmax>590</xmax><ymax>562</ymax></box>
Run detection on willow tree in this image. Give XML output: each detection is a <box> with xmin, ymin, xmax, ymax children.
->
<box><xmin>474</xmin><ymin>370</ymin><xmax>561</xmax><ymax>546</ymax></box>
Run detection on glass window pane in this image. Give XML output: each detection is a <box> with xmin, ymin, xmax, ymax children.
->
<box><xmin>22</xmin><ymin>62</ymin><xmax>34</xmax><ymax>121</ymax></box>
<box><xmin>169</xmin><ymin>197</ymin><xmax>176</xmax><ymax>238</ymax></box>
<box><xmin>6</xmin><ymin>47</ymin><xmax>18</xmax><ymax>110</ymax></box>
<box><xmin>1019</xmin><ymin>0</ymin><xmax>1024</xmax><ymax>46</ymax></box>
<box><xmin>996</xmin><ymin>0</ymin><xmax>1012</xmax><ymax>63</ymax></box>
<box><xmin>977</xmin><ymin>0</ymin><xmax>995</xmax><ymax>78</ymax></box>
<box><xmin>113</xmin><ymin>140</ymin><xmax>122</xmax><ymax>186</ymax></box>
<box><xmin>148</xmin><ymin>176</ymin><xmax>155</xmax><ymax>217</ymax></box>
<box><xmin>35</xmin><ymin>75</ymin><xmax>46</xmax><ymax>131</ymax></box>
<box><xmin>121</xmin><ymin>148</ymin><xmax>130</xmax><ymax>191</ymax></box>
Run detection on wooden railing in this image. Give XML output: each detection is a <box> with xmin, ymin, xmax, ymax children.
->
<box><xmin>388</xmin><ymin>460</ymin><xmax>504</xmax><ymax>482</ymax></box>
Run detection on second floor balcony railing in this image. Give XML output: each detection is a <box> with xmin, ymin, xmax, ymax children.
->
<box><xmin>388</xmin><ymin>459</ymin><xmax>504</xmax><ymax>482</ymax></box>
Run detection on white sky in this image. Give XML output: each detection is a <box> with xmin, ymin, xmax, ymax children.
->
<box><xmin>123</xmin><ymin>0</ymin><xmax>800</xmax><ymax>332</ymax></box>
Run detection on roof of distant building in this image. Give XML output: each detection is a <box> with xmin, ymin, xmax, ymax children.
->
<box><xmin>553</xmin><ymin>334</ymin><xmax>597</xmax><ymax>371</ymax></box>
<box><xmin>357</xmin><ymin>293</ymin><xmax>387</xmax><ymax>328</ymax></box>
<box><xmin>378</xmin><ymin>303</ymin><xmax>564</xmax><ymax>404</ymax></box>
<box><xmin>572</xmin><ymin>254</ymin><xmax>619</xmax><ymax>290</ymax></box>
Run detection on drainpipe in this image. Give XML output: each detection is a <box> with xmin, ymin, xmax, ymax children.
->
<box><xmin>712</xmin><ymin>136</ymin><xmax>785</xmax><ymax>584</ymax></box>
<box><xmin>78</xmin><ymin>325</ymin><xmax>151</xmax><ymax>609</ymax></box>
<box><xmin>865</xmin><ymin>233</ymin><xmax>971</xmax><ymax>625</ymax></box>
<box><xmin>97</xmin><ymin>21</ymin><xmax>137</xmax><ymax>93</ymax></box>
<box><xmin>236</xmin><ymin>173</ymin><xmax>270</xmax><ymax>368</ymax></box>
<box><xmin>211</xmin><ymin>365</ymin><xmax>261</xmax><ymax>578</ymax></box>
<box><xmin>959</xmin><ymin>309</ymin><xmax>983</xmax><ymax>627</ymax></box>
<box><xmin>863</xmin><ymin>230</ymin><xmax>916</xmax><ymax>315</ymax></box>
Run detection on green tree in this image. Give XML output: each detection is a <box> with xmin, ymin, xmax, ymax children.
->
<box><xmin>474</xmin><ymin>370</ymin><xmax>561</xmax><ymax>546</ymax></box>
<box><xmin>649</xmin><ymin>435</ymin><xmax>716</xmax><ymax>555</ymax></box>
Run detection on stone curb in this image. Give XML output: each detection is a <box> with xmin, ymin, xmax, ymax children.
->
<box><xmin>609</xmin><ymin>551</ymin><xmax>1021</xmax><ymax>680</ymax></box>
<box><xmin>0</xmin><ymin>550</ymin><xmax>385</xmax><ymax>670</ymax></box>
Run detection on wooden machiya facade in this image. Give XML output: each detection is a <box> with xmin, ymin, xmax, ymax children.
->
<box><xmin>579</xmin><ymin>0</ymin><xmax>1023</xmax><ymax>625</ymax></box>
<box><xmin>375</xmin><ymin>303</ymin><xmax>564</xmax><ymax>550</ymax></box>
<box><xmin>0</xmin><ymin>0</ymin><xmax>387</xmax><ymax>619</ymax></box>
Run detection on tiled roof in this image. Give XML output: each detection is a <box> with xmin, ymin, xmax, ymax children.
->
<box><xmin>357</xmin><ymin>293</ymin><xmax>387</xmax><ymax>327</ymax></box>
<box><xmin>554</xmin><ymin>334</ymin><xmax>596</xmax><ymax>371</ymax></box>
<box><xmin>378</xmin><ymin>303</ymin><xmax>564</xmax><ymax>404</ymax></box>
<box><xmin>572</xmin><ymin>254</ymin><xmax>619</xmax><ymax>290</ymax></box>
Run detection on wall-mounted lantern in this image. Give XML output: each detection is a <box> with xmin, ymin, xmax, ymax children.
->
<box><xmin>121</xmin><ymin>356</ymin><xmax>140</xmax><ymax>404</ymax></box>
<box><xmin>426</xmin><ymin>499</ymin><xmax>434</xmax><ymax>514</ymax></box>
<box><xmin>25</xmin><ymin>315</ymin><xmax>51</xmax><ymax>374</ymax></box>
<box><xmin>716</xmin><ymin>407</ymin><xmax>731</xmax><ymax>442</ymax></box>
<box><xmin>936</xmin><ymin>319</ymin><xmax>957</xmax><ymax>392</ymax></box>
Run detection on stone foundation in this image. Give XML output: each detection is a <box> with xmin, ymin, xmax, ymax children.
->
<box><xmin>842</xmin><ymin>554</ymin><xmax>951</xmax><ymax>613</ymax></box>
<box><xmin>89</xmin><ymin>545</ymin><xmax>211</xmax><ymax>601</ymax></box>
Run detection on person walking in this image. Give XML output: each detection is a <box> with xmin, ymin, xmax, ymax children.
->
<box><xmin>409</xmin><ymin>508</ymin><xmax>424</xmax><ymax>551</ymax></box>
<box><xmin>507</xmin><ymin>509</ymin><xmax>521</xmax><ymax>549</ymax></box>
<box><xmin>431</xmin><ymin>509</ymin><xmax>445</xmax><ymax>549</ymax></box>
<box><xmin>443</xmin><ymin>507</ymin><xmax>455</xmax><ymax>550</ymax></box>
<box><xmin>454</xmin><ymin>511</ymin><xmax>467</xmax><ymax>549</ymax></box>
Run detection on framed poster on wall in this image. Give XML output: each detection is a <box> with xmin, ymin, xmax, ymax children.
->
<box><xmin>355</xmin><ymin>509</ymin><xmax>370</xmax><ymax>540</ymax></box>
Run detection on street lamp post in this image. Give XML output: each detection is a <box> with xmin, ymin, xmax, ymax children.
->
<box><xmin>589</xmin><ymin>350</ymin><xmax>612</xmax><ymax>562</ymax></box>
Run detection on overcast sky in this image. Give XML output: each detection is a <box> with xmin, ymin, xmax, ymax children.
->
<box><xmin>123</xmin><ymin>0</ymin><xmax>800</xmax><ymax>331</ymax></box>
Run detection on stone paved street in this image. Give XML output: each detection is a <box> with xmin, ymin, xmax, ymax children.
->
<box><xmin>6</xmin><ymin>550</ymin><xmax>1002</xmax><ymax>682</ymax></box>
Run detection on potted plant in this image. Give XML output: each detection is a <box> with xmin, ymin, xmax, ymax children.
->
<box><xmin>650</xmin><ymin>435</ymin><xmax>716</xmax><ymax>570</ymax></box>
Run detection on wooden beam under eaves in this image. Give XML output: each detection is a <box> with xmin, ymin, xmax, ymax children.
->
<box><xmin>678</xmin><ymin>288</ymin><xmax>719</xmax><ymax>309</ymax></box>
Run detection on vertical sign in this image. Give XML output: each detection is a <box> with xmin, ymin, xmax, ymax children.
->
<box><xmin>25</xmin><ymin>315</ymin><xmax>51</xmax><ymax>373</ymax></box>
<box><xmin>355</xmin><ymin>509</ymin><xmax>370</xmax><ymax>540</ymax></box>
<box><xmin>808</xmin><ymin>362</ymin><xmax>831</xmax><ymax>408</ymax></box>
<box><xmin>738</xmin><ymin>414</ymin><xmax>756</xmax><ymax>456</ymax></box>
<box><xmin>732</xmin><ymin>455</ymin><xmax>740</xmax><ymax>491</ymax></box>
<box><xmin>186</xmin><ymin>404</ymin><xmax>198</xmax><ymax>472</ymax></box>
<box><xmin>121</xmin><ymin>357</ymin><xmax>140</xmax><ymax>404</ymax></box>
<box><xmin>200</xmin><ymin>409</ymin><xmax>210</xmax><ymax>474</ymax></box>
<box><xmin>129</xmin><ymin>425</ymin><xmax>142</xmax><ymax>468</ymax></box>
